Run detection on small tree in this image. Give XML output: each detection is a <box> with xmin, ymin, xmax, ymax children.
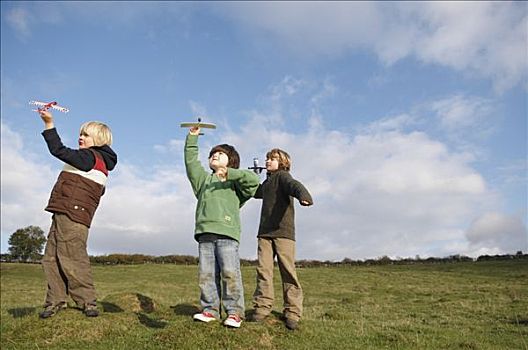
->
<box><xmin>8</xmin><ymin>226</ymin><xmax>46</xmax><ymax>262</ymax></box>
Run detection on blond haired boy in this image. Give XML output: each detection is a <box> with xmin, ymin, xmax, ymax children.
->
<box><xmin>38</xmin><ymin>111</ymin><xmax>117</xmax><ymax>319</ymax></box>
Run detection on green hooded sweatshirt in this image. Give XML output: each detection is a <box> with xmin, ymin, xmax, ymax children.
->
<box><xmin>184</xmin><ymin>134</ymin><xmax>259</xmax><ymax>242</ymax></box>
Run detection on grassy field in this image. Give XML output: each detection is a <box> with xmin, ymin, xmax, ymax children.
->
<box><xmin>1</xmin><ymin>260</ymin><xmax>527</xmax><ymax>349</ymax></box>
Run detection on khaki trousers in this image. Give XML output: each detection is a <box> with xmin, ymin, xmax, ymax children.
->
<box><xmin>41</xmin><ymin>214</ymin><xmax>96</xmax><ymax>307</ymax></box>
<box><xmin>252</xmin><ymin>237</ymin><xmax>303</xmax><ymax>321</ymax></box>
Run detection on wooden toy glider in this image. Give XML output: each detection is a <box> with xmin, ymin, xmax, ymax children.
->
<box><xmin>29</xmin><ymin>100</ymin><xmax>69</xmax><ymax>113</ymax></box>
<box><xmin>180</xmin><ymin>117</ymin><xmax>216</xmax><ymax>130</ymax></box>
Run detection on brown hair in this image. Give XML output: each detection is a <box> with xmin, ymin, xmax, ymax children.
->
<box><xmin>209</xmin><ymin>144</ymin><xmax>240</xmax><ymax>169</ymax></box>
<box><xmin>266</xmin><ymin>148</ymin><xmax>291</xmax><ymax>171</ymax></box>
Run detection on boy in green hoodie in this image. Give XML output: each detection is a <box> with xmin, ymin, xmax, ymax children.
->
<box><xmin>184</xmin><ymin>126</ymin><xmax>259</xmax><ymax>328</ymax></box>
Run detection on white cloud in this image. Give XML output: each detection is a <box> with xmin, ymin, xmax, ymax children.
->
<box><xmin>8</xmin><ymin>3</ymin><xmax>525</xmax><ymax>91</ymax></box>
<box><xmin>431</xmin><ymin>94</ymin><xmax>493</xmax><ymax>130</ymax></box>
<box><xmin>1</xmin><ymin>95</ymin><xmax>522</xmax><ymax>261</ymax></box>
<box><xmin>362</xmin><ymin>113</ymin><xmax>418</xmax><ymax>133</ymax></box>
<box><xmin>4</xmin><ymin>2</ymin><xmax>192</xmax><ymax>39</ymax></box>
<box><xmin>88</xmin><ymin>163</ymin><xmax>198</xmax><ymax>255</ymax></box>
<box><xmin>153</xmin><ymin>139</ymin><xmax>185</xmax><ymax>154</ymax></box>
<box><xmin>4</xmin><ymin>4</ymin><xmax>64</xmax><ymax>39</ymax></box>
<box><xmin>465</xmin><ymin>212</ymin><xmax>528</xmax><ymax>255</ymax></box>
<box><xmin>216</xmin><ymin>2</ymin><xmax>379</xmax><ymax>55</ymax></box>
<box><xmin>422</xmin><ymin>94</ymin><xmax>500</xmax><ymax>159</ymax></box>
<box><xmin>270</xmin><ymin>76</ymin><xmax>307</xmax><ymax>101</ymax></box>
<box><xmin>0</xmin><ymin>123</ymin><xmax>56</xmax><ymax>246</ymax></box>
<box><xmin>5</xmin><ymin>7</ymin><xmax>31</xmax><ymax>38</ymax></box>
<box><xmin>219</xmin><ymin>2</ymin><xmax>527</xmax><ymax>92</ymax></box>
<box><xmin>189</xmin><ymin>100</ymin><xmax>208</xmax><ymax>119</ymax></box>
<box><xmin>217</xmin><ymin>111</ymin><xmax>504</xmax><ymax>260</ymax></box>
<box><xmin>496</xmin><ymin>159</ymin><xmax>528</xmax><ymax>187</ymax></box>
<box><xmin>0</xmin><ymin>121</ymin><xmax>256</xmax><ymax>257</ymax></box>
<box><xmin>413</xmin><ymin>2</ymin><xmax>527</xmax><ymax>92</ymax></box>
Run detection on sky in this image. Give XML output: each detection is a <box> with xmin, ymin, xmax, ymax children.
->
<box><xmin>1</xmin><ymin>1</ymin><xmax>527</xmax><ymax>261</ymax></box>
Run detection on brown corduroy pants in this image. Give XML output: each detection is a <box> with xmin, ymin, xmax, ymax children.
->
<box><xmin>252</xmin><ymin>237</ymin><xmax>303</xmax><ymax>321</ymax></box>
<box><xmin>41</xmin><ymin>214</ymin><xmax>96</xmax><ymax>307</ymax></box>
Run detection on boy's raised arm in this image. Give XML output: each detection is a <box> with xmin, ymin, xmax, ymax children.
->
<box><xmin>184</xmin><ymin>133</ymin><xmax>208</xmax><ymax>197</ymax></box>
<box><xmin>39</xmin><ymin>110</ymin><xmax>96</xmax><ymax>171</ymax></box>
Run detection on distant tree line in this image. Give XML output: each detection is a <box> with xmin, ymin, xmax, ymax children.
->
<box><xmin>296</xmin><ymin>251</ymin><xmax>527</xmax><ymax>268</ymax></box>
<box><xmin>2</xmin><ymin>251</ymin><xmax>525</xmax><ymax>267</ymax></box>
<box><xmin>2</xmin><ymin>225</ymin><xmax>526</xmax><ymax>266</ymax></box>
<box><xmin>89</xmin><ymin>254</ymin><xmax>199</xmax><ymax>265</ymax></box>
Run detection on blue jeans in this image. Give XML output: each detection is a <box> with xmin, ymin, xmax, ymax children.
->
<box><xmin>198</xmin><ymin>238</ymin><xmax>244</xmax><ymax>319</ymax></box>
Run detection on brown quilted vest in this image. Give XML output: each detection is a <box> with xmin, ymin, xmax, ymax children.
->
<box><xmin>45</xmin><ymin>150</ymin><xmax>107</xmax><ymax>227</ymax></box>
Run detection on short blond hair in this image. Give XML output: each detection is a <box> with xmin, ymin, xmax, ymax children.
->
<box><xmin>266</xmin><ymin>148</ymin><xmax>291</xmax><ymax>171</ymax></box>
<box><xmin>80</xmin><ymin>121</ymin><xmax>113</xmax><ymax>146</ymax></box>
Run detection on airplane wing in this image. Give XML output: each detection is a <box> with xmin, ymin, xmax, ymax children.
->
<box><xmin>51</xmin><ymin>105</ymin><xmax>70</xmax><ymax>113</ymax></box>
<box><xmin>29</xmin><ymin>100</ymin><xmax>47</xmax><ymax>107</ymax></box>
<box><xmin>180</xmin><ymin>122</ymin><xmax>216</xmax><ymax>129</ymax></box>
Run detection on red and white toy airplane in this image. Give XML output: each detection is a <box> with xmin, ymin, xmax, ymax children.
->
<box><xmin>29</xmin><ymin>100</ymin><xmax>70</xmax><ymax>114</ymax></box>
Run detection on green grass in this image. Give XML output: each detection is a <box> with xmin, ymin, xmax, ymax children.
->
<box><xmin>1</xmin><ymin>261</ymin><xmax>527</xmax><ymax>349</ymax></box>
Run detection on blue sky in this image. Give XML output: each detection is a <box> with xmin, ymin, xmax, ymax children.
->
<box><xmin>1</xmin><ymin>2</ymin><xmax>527</xmax><ymax>260</ymax></box>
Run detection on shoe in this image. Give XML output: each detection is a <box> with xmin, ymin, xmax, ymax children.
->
<box><xmin>84</xmin><ymin>304</ymin><xmax>99</xmax><ymax>317</ymax></box>
<box><xmin>193</xmin><ymin>311</ymin><xmax>217</xmax><ymax>323</ymax></box>
<box><xmin>39</xmin><ymin>302</ymin><xmax>66</xmax><ymax>319</ymax></box>
<box><xmin>285</xmin><ymin>318</ymin><xmax>299</xmax><ymax>330</ymax></box>
<box><xmin>249</xmin><ymin>313</ymin><xmax>267</xmax><ymax>322</ymax></box>
<box><xmin>223</xmin><ymin>314</ymin><xmax>242</xmax><ymax>328</ymax></box>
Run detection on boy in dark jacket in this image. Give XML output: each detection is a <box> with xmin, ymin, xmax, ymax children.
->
<box><xmin>38</xmin><ymin>110</ymin><xmax>117</xmax><ymax>319</ymax></box>
<box><xmin>250</xmin><ymin>148</ymin><xmax>313</xmax><ymax>330</ymax></box>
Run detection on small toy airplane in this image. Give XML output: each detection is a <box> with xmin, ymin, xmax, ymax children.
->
<box><xmin>29</xmin><ymin>100</ymin><xmax>69</xmax><ymax>113</ymax></box>
<box><xmin>180</xmin><ymin>117</ymin><xmax>216</xmax><ymax>130</ymax></box>
<box><xmin>248</xmin><ymin>158</ymin><xmax>266</xmax><ymax>174</ymax></box>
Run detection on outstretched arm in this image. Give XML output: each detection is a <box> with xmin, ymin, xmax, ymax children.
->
<box><xmin>279</xmin><ymin>172</ymin><xmax>313</xmax><ymax>206</ymax></box>
<box><xmin>227</xmin><ymin>168</ymin><xmax>260</xmax><ymax>205</ymax></box>
<box><xmin>254</xmin><ymin>184</ymin><xmax>263</xmax><ymax>199</ymax></box>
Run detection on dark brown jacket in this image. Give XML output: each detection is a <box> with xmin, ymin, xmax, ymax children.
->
<box><xmin>255</xmin><ymin>170</ymin><xmax>313</xmax><ymax>241</ymax></box>
<box><xmin>45</xmin><ymin>151</ymin><xmax>107</xmax><ymax>227</ymax></box>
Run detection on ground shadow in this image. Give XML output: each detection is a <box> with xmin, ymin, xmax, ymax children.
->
<box><xmin>136</xmin><ymin>293</ymin><xmax>155</xmax><ymax>313</ymax></box>
<box><xmin>100</xmin><ymin>301</ymin><xmax>124</xmax><ymax>313</ymax></box>
<box><xmin>171</xmin><ymin>303</ymin><xmax>200</xmax><ymax>316</ymax></box>
<box><xmin>8</xmin><ymin>307</ymin><xmax>36</xmax><ymax>318</ymax></box>
<box><xmin>244</xmin><ymin>308</ymin><xmax>257</xmax><ymax>319</ymax></box>
<box><xmin>137</xmin><ymin>312</ymin><xmax>168</xmax><ymax>329</ymax></box>
<box><xmin>100</xmin><ymin>292</ymin><xmax>156</xmax><ymax>313</ymax></box>
<box><xmin>244</xmin><ymin>309</ymin><xmax>284</xmax><ymax>322</ymax></box>
<box><xmin>270</xmin><ymin>310</ymin><xmax>283</xmax><ymax>319</ymax></box>
<box><xmin>508</xmin><ymin>318</ymin><xmax>528</xmax><ymax>326</ymax></box>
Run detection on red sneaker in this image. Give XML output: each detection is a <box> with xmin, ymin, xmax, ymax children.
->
<box><xmin>223</xmin><ymin>314</ymin><xmax>242</xmax><ymax>328</ymax></box>
<box><xmin>193</xmin><ymin>311</ymin><xmax>217</xmax><ymax>323</ymax></box>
